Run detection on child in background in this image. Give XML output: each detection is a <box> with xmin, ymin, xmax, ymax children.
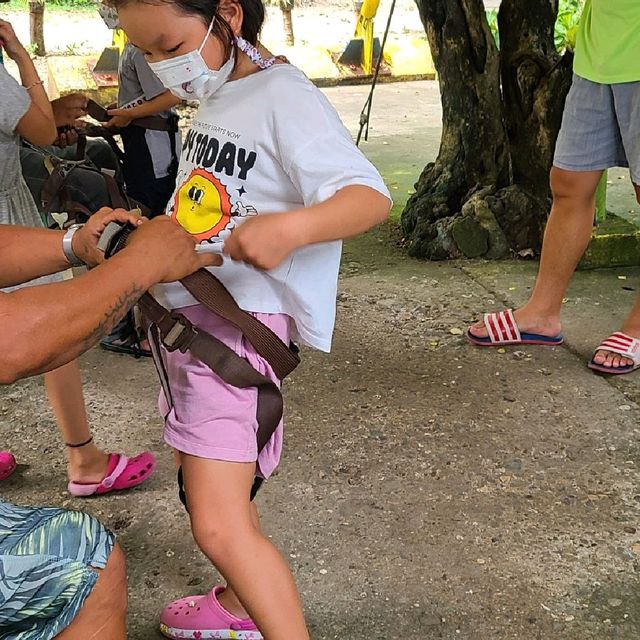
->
<box><xmin>0</xmin><ymin>15</ymin><xmax>155</xmax><ymax>493</ymax></box>
<box><xmin>100</xmin><ymin>3</ymin><xmax>182</xmax><ymax>216</ymax></box>
<box><xmin>99</xmin><ymin>3</ymin><xmax>182</xmax><ymax>356</ymax></box>
<box><xmin>115</xmin><ymin>0</ymin><xmax>392</xmax><ymax>638</ymax></box>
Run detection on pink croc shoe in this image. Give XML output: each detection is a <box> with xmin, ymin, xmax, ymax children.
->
<box><xmin>67</xmin><ymin>452</ymin><xmax>156</xmax><ymax>497</ymax></box>
<box><xmin>160</xmin><ymin>586</ymin><xmax>263</xmax><ymax>640</ymax></box>
<box><xmin>0</xmin><ymin>451</ymin><xmax>17</xmax><ymax>481</ymax></box>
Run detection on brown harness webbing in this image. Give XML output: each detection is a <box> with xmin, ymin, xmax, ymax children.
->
<box><xmin>181</xmin><ymin>269</ymin><xmax>300</xmax><ymax>381</ymax></box>
<box><xmin>101</xmin><ymin>222</ymin><xmax>300</xmax><ymax>453</ymax></box>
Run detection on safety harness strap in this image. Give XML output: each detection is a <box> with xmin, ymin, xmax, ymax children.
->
<box><xmin>104</xmin><ymin>223</ymin><xmax>300</xmax><ymax>380</ymax></box>
<box><xmin>101</xmin><ymin>221</ymin><xmax>300</xmax><ymax>453</ymax></box>
<box><xmin>138</xmin><ymin>292</ymin><xmax>284</xmax><ymax>452</ymax></box>
<box><xmin>181</xmin><ymin>269</ymin><xmax>300</xmax><ymax>380</ymax></box>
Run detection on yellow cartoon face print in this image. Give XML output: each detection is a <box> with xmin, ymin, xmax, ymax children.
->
<box><xmin>172</xmin><ymin>169</ymin><xmax>233</xmax><ymax>242</ymax></box>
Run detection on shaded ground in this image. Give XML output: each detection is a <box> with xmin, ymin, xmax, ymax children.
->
<box><xmin>2</xmin><ymin>82</ymin><xmax>640</xmax><ymax>639</ymax></box>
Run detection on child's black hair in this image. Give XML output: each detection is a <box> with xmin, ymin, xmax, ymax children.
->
<box><xmin>112</xmin><ymin>0</ymin><xmax>265</xmax><ymax>48</ymax></box>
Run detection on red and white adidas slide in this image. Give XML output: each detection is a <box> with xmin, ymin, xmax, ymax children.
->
<box><xmin>466</xmin><ymin>309</ymin><xmax>564</xmax><ymax>347</ymax></box>
<box><xmin>588</xmin><ymin>332</ymin><xmax>640</xmax><ymax>375</ymax></box>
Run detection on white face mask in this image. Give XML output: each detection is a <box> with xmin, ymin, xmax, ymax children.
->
<box><xmin>148</xmin><ymin>20</ymin><xmax>277</xmax><ymax>101</ymax></box>
<box><xmin>148</xmin><ymin>19</ymin><xmax>234</xmax><ymax>101</ymax></box>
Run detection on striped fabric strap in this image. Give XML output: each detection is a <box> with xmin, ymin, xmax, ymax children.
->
<box><xmin>596</xmin><ymin>332</ymin><xmax>640</xmax><ymax>364</ymax></box>
<box><xmin>100</xmin><ymin>455</ymin><xmax>129</xmax><ymax>490</ymax></box>
<box><xmin>483</xmin><ymin>309</ymin><xmax>521</xmax><ymax>344</ymax></box>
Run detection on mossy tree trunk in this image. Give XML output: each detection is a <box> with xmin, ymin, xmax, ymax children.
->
<box><xmin>401</xmin><ymin>0</ymin><xmax>573</xmax><ymax>259</ymax></box>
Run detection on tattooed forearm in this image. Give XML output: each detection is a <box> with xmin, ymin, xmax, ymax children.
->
<box><xmin>80</xmin><ymin>283</ymin><xmax>146</xmax><ymax>352</ymax></box>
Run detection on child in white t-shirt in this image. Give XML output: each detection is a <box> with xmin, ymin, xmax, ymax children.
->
<box><xmin>114</xmin><ymin>0</ymin><xmax>392</xmax><ymax>638</ymax></box>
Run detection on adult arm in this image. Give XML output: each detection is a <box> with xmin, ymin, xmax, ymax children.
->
<box><xmin>0</xmin><ymin>216</ymin><xmax>219</xmax><ymax>384</ymax></box>
<box><xmin>0</xmin><ymin>20</ymin><xmax>56</xmax><ymax>145</ymax></box>
<box><xmin>0</xmin><ymin>209</ymin><xmax>143</xmax><ymax>288</ymax></box>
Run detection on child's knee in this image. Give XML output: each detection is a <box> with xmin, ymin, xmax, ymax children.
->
<box><xmin>190</xmin><ymin>516</ymin><xmax>254</xmax><ymax>561</ymax></box>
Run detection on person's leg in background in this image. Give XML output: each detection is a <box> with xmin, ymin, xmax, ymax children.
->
<box><xmin>591</xmin><ymin>79</ymin><xmax>640</xmax><ymax>370</ymax></box>
<box><xmin>469</xmin><ymin>77</ymin><xmax>623</xmax><ymax>344</ymax></box>
<box><xmin>44</xmin><ymin>361</ymin><xmax>109</xmax><ymax>484</ymax></box>
<box><xmin>45</xmin><ymin>359</ymin><xmax>156</xmax><ymax>492</ymax></box>
<box><xmin>499</xmin><ymin>167</ymin><xmax>603</xmax><ymax>336</ymax></box>
<box><xmin>18</xmin><ymin>149</ymin><xmax>154</xmax><ymax>490</ymax></box>
<box><xmin>55</xmin><ymin>542</ymin><xmax>128</xmax><ymax>640</ymax></box>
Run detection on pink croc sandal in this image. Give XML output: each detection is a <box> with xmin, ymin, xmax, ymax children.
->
<box><xmin>68</xmin><ymin>452</ymin><xmax>156</xmax><ymax>497</ymax></box>
<box><xmin>0</xmin><ymin>451</ymin><xmax>17</xmax><ymax>481</ymax></box>
<box><xmin>160</xmin><ymin>586</ymin><xmax>263</xmax><ymax>640</ymax></box>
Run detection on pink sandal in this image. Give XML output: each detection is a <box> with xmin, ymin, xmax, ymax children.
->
<box><xmin>160</xmin><ymin>586</ymin><xmax>262</xmax><ymax>640</ymax></box>
<box><xmin>0</xmin><ymin>451</ymin><xmax>17</xmax><ymax>481</ymax></box>
<box><xmin>68</xmin><ymin>452</ymin><xmax>156</xmax><ymax>497</ymax></box>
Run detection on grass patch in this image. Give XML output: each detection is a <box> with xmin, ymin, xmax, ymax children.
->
<box><xmin>3</xmin><ymin>0</ymin><xmax>96</xmax><ymax>13</ymax></box>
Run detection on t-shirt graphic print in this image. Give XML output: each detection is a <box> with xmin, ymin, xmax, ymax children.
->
<box><xmin>170</xmin><ymin>127</ymin><xmax>258</xmax><ymax>243</ymax></box>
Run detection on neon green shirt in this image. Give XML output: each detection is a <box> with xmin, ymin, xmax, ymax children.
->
<box><xmin>574</xmin><ymin>0</ymin><xmax>640</xmax><ymax>84</ymax></box>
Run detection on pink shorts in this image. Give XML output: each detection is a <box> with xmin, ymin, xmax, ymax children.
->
<box><xmin>158</xmin><ymin>304</ymin><xmax>291</xmax><ymax>479</ymax></box>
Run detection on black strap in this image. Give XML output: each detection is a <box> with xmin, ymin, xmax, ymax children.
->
<box><xmin>132</xmin><ymin>113</ymin><xmax>180</xmax><ymax>133</ymax></box>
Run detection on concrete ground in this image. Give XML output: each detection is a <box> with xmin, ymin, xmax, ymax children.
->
<box><xmin>2</xmin><ymin>82</ymin><xmax>640</xmax><ymax>639</ymax></box>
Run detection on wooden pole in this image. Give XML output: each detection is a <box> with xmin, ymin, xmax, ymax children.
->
<box><xmin>29</xmin><ymin>0</ymin><xmax>45</xmax><ymax>57</ymax></box>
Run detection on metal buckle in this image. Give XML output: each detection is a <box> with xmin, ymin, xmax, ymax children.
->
<box><xmin>163</xmin><ymin>314</ymin><xmax>197</xmax><ymax>353</ymax></box>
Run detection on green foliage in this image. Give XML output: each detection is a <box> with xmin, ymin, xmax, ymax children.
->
<box><xmin>264</xmin><ymin>0</ymin><xmax>295</xmax><ymax>9</ymax></box>
<box><xmin>486</xmin><ymin>8</ymin><xmax>499</xmax><ymax>49</ymax></box>
<box><xmin>5</xmin><ymin>0</ymin><xmax>96</xmax><ymax>11</ymax></box>
<box><xmin>486</xmin><ymin>0</ymin><xmax>585</xmax><ymax>53</ymax></box>
<box><xmin>555</xmin><ymin>0</ymin><xmax>583</xmax><ymax>52</ymax></box>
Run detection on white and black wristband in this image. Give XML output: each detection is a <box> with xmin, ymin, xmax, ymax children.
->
<box><xmin>62</xmin><ymin>224</ymin><xmax>85</xmax><ymax>267</ymax></box>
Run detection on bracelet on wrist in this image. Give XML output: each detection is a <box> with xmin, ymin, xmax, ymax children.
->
<box><xmin>25</xmin><ymin>79</ymin><xmax>44</xmax><ymax>91</ymax></box>
<box><xmin>62</xmin><ymin>224</ymin><xmax>85</xmax><ymax>267</ymax></box>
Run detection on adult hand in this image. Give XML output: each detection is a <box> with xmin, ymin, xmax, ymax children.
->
<box><xmin>223</xmin><ymin>213</ymin><xmax>303</xmax><ymax>270</ymax></box>
<box><xmin>106</xmin><ymin>108</ymin><xmax>132</xmax><ymax>129</ymax></box>
<box><xmin>125</xmin><ymin>217</ymin><xmax>222</xmax><ymax>283</ymax></box>
<box><xmin>0</xmin><ymin>19</ymin><xmax>28</xmax><ymax>62</ymax></box>
<box><xmin>72</xmin><ymin>207</ymin><xmax>146</xmax><ymax>267</ymax></box>
<box><xmin>51</xmin><ymin>93</ymin><xmax>88</xmax><ymax>127</ymax></box>
<box><xmin>54</xmin><ymin>126</ymin><xmax>79</xmax><ymax>149</ymax></box>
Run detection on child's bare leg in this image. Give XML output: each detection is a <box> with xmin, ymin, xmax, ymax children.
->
<box><xmin>44</xmin><ymin>360</ymin><xmax>109</xmax><ymax>483</ymax></box>
<box><xmin>216</xmin><ymin>502</ymin><xmax>261</xmax><ymax>618</ymax></box>
<box><xmin>181</xmin><ymin>454</ymin><xmax>309</xmax><ymax>640</ymax></box>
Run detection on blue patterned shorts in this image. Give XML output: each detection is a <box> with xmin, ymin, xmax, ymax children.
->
<box><xmin>0</xmin><ymin>501</ymin><xmax>115</xmax><ymax>640</ymax></box>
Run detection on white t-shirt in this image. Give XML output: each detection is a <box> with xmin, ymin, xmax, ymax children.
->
<box><xmin>155</xmin><ymin>64</ymin><xmax>390</xmax><ymax>352</ymax></box>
